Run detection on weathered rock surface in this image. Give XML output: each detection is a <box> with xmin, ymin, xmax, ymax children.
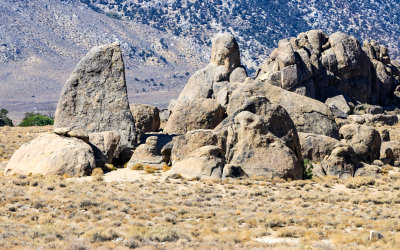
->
<box><xmin>170</xmin><ymin>130</ymin><xmax>226</xmax><ymax>164</ymax></box>
<box><xmin>321</xmin><ymin>145</ymin><xmax>359</xmax><ymax>178</ymax></box>
<box><xmin>164</xmin><ymin>98</ymin><xmax>226</xmax><ymax>134</ymax></box>
<box><xmin>54</xmin><ymin>42</ymin><xmax>137</xmax><ymax>153</ymax></box>
<box><xmin>170</xmin><ymin>33</ymin><xmax>246</xmax><ymax>116</ymax></box>
<box><xmin>339</xmin><ymin>124</ymin><xmax>381</xmax><ymax>163</ymax></box>
<box><xmin>298</xmin><ymin>132</ymin><xmax>339</xmax><ymax>162</ymax></box>
<box><xmin>210</xmin><ymin>33</ymin><xmax>241</xmax><ymax>73</ymax></box>
<box><xmin>325</xmin><ymin>95</ymin><xmax>351</xmax><ymax>118</ymax></box>
<box><xmin>218</xmin><ymin>111</ymin><xmax>303</xmax><ymax>179</ymax></box>
<box><xmin>5</xmin><ymin>133</ymin><xmax>96</xmax><ymax>176</ymax></box>
<box><xmin>256</xmin><ymin>30</ymin><xmax>400</xmax><ymax>105</ymax></box>
<box><xmin>88</xmin><ymin>131</ymin><xmax>120</xmax><ymax>167</ymax></box>
<box><xmin>380</xmin><ymin>145</ymin><xmax>395</xmax><ymax>166</ymax></box>
<box><xmin>216</xmin><ymin>96</ymin><xmax>302</xmax><ymax>162</ymax></box>
<box><xmin>127</xmin><ymin>136</ymin><xmax>163</xmax><ymax>168</ymax></box>
<box><xmin>130</xmin><ymin>104</ymin><xmax>160</xmax><ymax>136</ymax></box>
<box><xmin>167</xmin><ymin>145</ymin><xmax>225</xmax><ymax>179</ymax></box>
<box><xmin>228</xmin><ymin>80</ymin><xmax>339</xmax><ymax>138</ymax></box>
<box><xmin>381</xmin><ymin>141</ymin><xmax>400</xmax><ymax>162</ymax></box>
<box><xmin>354</xmin><ymin>163</ymin><xmax>381</xmax><ymax>178</ymax></box>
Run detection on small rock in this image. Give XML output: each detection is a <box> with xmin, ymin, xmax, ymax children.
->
<box><xmin>372</xmin><ymin>159</ymin><xmax>384</xmax><ymax>166</ymax></box>
<box><xmin>369</xmin><ymin>230</ymin><xmax>384</xmax><ymax>242</ymax></box>
<box><xmin>367</xmin><ymin>106</ymin><xmax>384</xmax><ymax>114</ymax></box>
<box><xmin>349</xmin><ymin>115</ymin><xmax>365</xmax><ymax>124</ymax></box>
<box><xmin>381</xmin><ymin>129</ymin><xmax>390</xmax><ymax>142</ymax></box>
<box><xmin>67</xmin><ymin>130</ymin><xmax>89</xmax><ymax>143</ymax></box>
<box><xmin>53</xmin><ymin>127</ymin><xmax>71</xmax><ymax>136</ymax></box>
<box><xmin>325</xmin><ymin>95</ymin><xmax>351</xmax><ymax>115</ymax></box>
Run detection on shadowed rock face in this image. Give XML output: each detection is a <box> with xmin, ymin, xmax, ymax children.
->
<box><xmin>54</xmin><ymin>42</ymin><xmax>137</xmax><ymax>152</ymax></box>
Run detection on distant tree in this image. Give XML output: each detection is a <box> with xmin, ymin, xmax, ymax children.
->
<box><xmin>19</xmin><ymin>112</ymin><xmax>53</xmax><ymax>127</ymax></box>
<box><xmin>0</xmin><ymin>109</ymin><xmax>13</xmax><ymax>127</ymax></box>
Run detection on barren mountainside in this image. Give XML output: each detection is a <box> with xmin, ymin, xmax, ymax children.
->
<box><xmin>1</xmin><ymin>0</ymin><xmax>400</xmax><ymax>121</ymax></box>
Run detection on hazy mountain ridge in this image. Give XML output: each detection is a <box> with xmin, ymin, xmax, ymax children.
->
<box><xmin>82</xmin><ymin>0</ymin><xmax>400</xmax><ymax>69</ymax></box>
<box><xmin>0</xmin><ymin>0</ymin><xmax>208</xmax><ymax>121</ymax></box>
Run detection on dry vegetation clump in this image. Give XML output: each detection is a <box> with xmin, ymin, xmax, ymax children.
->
<box><xmin>0</xmin><ymin>174</ymin><xmax>399</xmax><ymax>249</ymax></box>
<box><xmin>0</xmin><ymin>125</ymin><xmax>52</xmax><ymax>161</ymax></box>
<box><xmin>130</xmin><ymin>162</ymin><xmax>144</xmax><ymax>170</ymax></box>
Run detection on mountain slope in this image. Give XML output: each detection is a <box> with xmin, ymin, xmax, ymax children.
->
<box><xmin>0</xmin><ymin>0</ymin><xmax>207</xmax><ymax>121</ymax></box>
<box><xmin>83</xmin><ymin>0</ymin><xmax>400</xmax><ymax>67</ymax></box>
<box><xmin>1</xmin><ymin>0</ymin><xmax>400</xmax><ymax>121</ymax></box>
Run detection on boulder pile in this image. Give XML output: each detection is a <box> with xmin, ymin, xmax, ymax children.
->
<box><xmin>5</xmin><ymin>30</ymin><xmax>400</xmax><ymax>180</ymax></box>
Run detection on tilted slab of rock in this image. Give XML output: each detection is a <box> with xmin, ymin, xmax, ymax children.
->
<box><xmin>167</xmin><ymin>145</ymin><xmax>225</xmax><ymax>179</ymax></box>
<box><xmin>54</xmin><ymin>42</ymin><xmax>136</xmax><ymax>153</ymax></box>
<box><xmin>170</xmin><ymin>129</ymin><xmax>226</xmax><ymax>165</ymax></box>
<box><xmin>5</xmin><ymin>133</ymin><xmax>96</xmax><ymax>177</ymax></box>
<box><xmin>228</xmin><ymin>79</ymin><xmax>339</xmax><ymax>138</ymax></box>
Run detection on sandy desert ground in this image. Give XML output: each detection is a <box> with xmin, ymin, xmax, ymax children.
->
<box><xmin>0</xmin><ymin>126</ymin><xmax>400</xmax><ymax>249</ymax></box>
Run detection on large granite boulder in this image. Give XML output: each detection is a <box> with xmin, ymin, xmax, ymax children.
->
<box><xmin>321</xmin><ymin>145</ymin><xmax>359</xmax><ymax>178</ymax></box>
<box><xmin>54</xmin><ymin>42</ymin><xmax>137</xmax><ymax>155</ymax></box>
<box><xmin>5</xmin><ymin>133</ymin><xmax>96</xmax><ymax>177</ymax></box>
<box><xmin>228</xmin><ymin>80</ymin><xmax>339</xmax><ymax>138</ymax></box>
<box><xmin>381</xmin><ymin>141</ymin><xmax>400</xmax><ymax>162</ymax></box>
<box><xmin>164</xmin><ymin>98</ymin><xmax>226</xmax><ymax>134</ymax></box>
<box><xmin>167</xmin><ymin>145</ymin><xmax>225</xmax><ymax>179</ymax></box>
<box><xmin>210</xmin><ymin>33</ymin><xmax>241</xmax><ymax>73</ymax></box>
<box><xmin>216</xmin><ymin>96</ymin><xmax>302</xmax><ymax>162</ymax></box>
<box><xmin>170</xmin><ymin>130</ymin><xmax>226</xmax><ymax>164</ymax></box>
<box><xmin>325</xmin><ymin>95</ymin><xmax>351</xmax><ymax>118</ymax></box>
<box><xmin>219</xmin><ymin>111</ymin><xmax>303</xmax><ymax>179</ymax></box>
<box><xmin>339</xmin><ymin>124</ymin><xmax>381</xmax><ymax>163</ymax></box>
<box><xmin>298</xmin><ymin>132</ymin><xmax>339</xmax><ymax>162</ymax></box>
<box><xmin>130</xmin><ymin>104</ymin><xmax>160</xmax><ymax>135</ymax></box>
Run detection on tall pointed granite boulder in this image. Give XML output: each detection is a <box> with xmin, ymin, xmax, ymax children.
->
<box><xmin>54</xmin><ymin>42</ymin><xmax>137</xmax><ymax>153</ymax></box>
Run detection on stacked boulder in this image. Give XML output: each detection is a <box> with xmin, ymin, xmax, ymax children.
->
<box><xmin>165</xmin><ymin>31</ymin><xmax>400</xmax><ymax>180</ymax></box>
<box><xmin>164</xmin><ymin>34</ymin><xmax>306</xmax><ymax>179</ymax></box>
<box><xmin>164</xmin><ymin>33</ymin><xmax>247</xmax><ymax>134</ymax></box>
<box><xmin>256</xmin><ymin>30</ymin><xmax>400</xmax><ymax>106</ymax></box>
<box><xmin>6</xmin><ymin>31</ymin><xmax>400</xmax><ymax>180</ymax></box>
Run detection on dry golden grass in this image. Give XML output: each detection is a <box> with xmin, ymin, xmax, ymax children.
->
<box><xmin>0</xmin><ymin>125</ymin><xmax>52</xmax><ymax>161</ymax></box>
<box><xmin>130</xmin><ymin>162</ymin><xmax>144</xmax><ymax>170</ymax></box>
<box><xmin>1</xmin><ymin>126</ymin><xmax>400</xmax><ymax>248</ymax></box>
<box><xmin>0</xmin><ymin>174</ymin><xmax>398</xmax><ymax>249</ymax></box>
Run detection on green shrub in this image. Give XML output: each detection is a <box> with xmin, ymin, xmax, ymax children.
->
<box><xmin>19</xmin><ymin>112</ymin><xmax>53</xmax><ymax>127</ymax></box>
<box><xmin>303</xmin><ymin>158</ymin><xmax>313</xmax><ymax>180</ymax></box>
<box><xmin>0</xmin><ymin>108</ymin><xmax>13</xmax><ymax>126</ymax></box>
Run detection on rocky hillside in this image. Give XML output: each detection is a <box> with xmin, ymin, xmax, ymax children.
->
<box><xmin>83</xmin><ymin>0</ymin><xmax>400</xmax><ymax>67</ymax></box>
